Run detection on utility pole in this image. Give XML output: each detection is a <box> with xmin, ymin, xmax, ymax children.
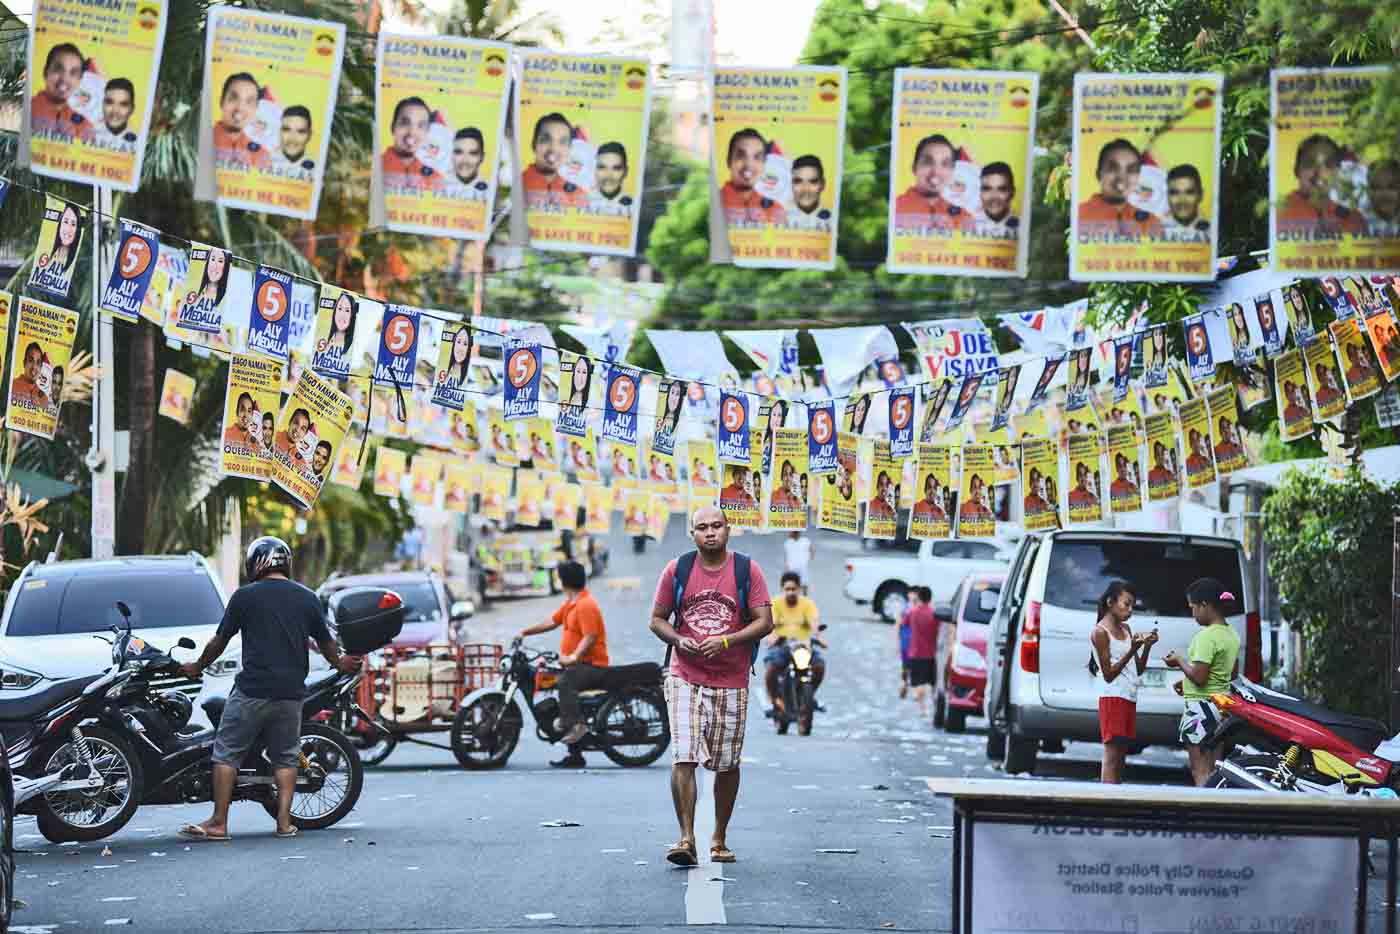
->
<box><xmin>87</xmin><ymin>186</ymin><xmax>116</xmax><ymax>558</ymax></box>
<box><xmin>1391</xmin><ymin>515</ymin><xmax>1400</xmax><ymax>730</ymax></box>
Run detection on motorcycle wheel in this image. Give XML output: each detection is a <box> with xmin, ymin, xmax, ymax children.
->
<box><xmin>357</xmin><ymin>733</ymin><xmax>398</xmax><ymax>767</ymax></box>
<box><xmin>0</xmin><ymin>768</ymin><xmax>13</xmax><ymax>932</ymax></box>
<box><xmin>33</xmin><ymin>726</ymin><xmax>144</xmax><ymax>844</ymax></box>
<box><xmin>260</xmin><ymin>723</ymin><xmax>364</xmax><ymax>830</ymax></box>
<box><xmin>451</xmin><ymin>694</ymin><xmax>522</xmax><ymax>770</ymax></box>
<box><xmin>798</xmin><ymin>684</ymin><xmax>815</xmax><ymax>736</ymax></box>
<box><xmin>1206</xmin><ymin>753</ymin><xmax>1293</xmax><ymax>791</ymax></box>
<box><xmin>597</xmin><ymin>693</ymin><xmax>670</xmax><ymax>768</ymax></box>
<box><xmin>946</xmin><ymin>709</ymin><xmax>967</xmax><ymax>734</ymax></box>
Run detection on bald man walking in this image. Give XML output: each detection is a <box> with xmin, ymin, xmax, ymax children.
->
<box><xmin>650</xmin><ymin>506</ymin><xmax>773</xmax><ymax>867</ymax></box>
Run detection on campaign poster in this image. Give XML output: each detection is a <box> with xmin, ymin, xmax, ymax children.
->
<box><xmin>719</xmin><ymin>429</ymin><xmax>764</xmax><ymax>530</ymax></box>
<box><xmin>23</xmin><ymin>0</ymin><xmax>167</xmax><ymax>191</ymax></box>
<box><xmin>0</xmin><ymin>294</ymin><xmax>13</xmax><ymax>393</ymax></box>
<box><xmin>1111</xmin><ymin>336</ymin><xmax>1134</xmax><ymax>403</ymax></box>
<box><xmin>1280</xmin><ymin>282</ymin><xmax>1317</xmax><ymax>346</ymax></box>
<box><xmin>525</xmin><ymin>417</ymin><xmax>557</xmax><ymax>469</ymax></box>
<box><xmin>711</xmin><ymin>66</ymin><xmax>846</xmax><ymax>270</ymax></box>
<box><xmin>1144</xmin><ymin>412</ymin><xmax>1181</xmax><ymax>502</ymax></box>
<box><xmin>1329</xmin><ymin>318</ymin><xmax>1382</xmax><ymax>403</ymax></box>
<box><xmin>7</xmin><ymin>298</ymin><xmax>77</xmax><ymax>440</ymax></box>
<box><xmin>1141</xmin><ymin>324</ymin><xmax>1170</xmax><ymax>389</ymax></box>
<box><xmin>155</xmin><ymin>368</ymin><xmax>194</xmax><ymax>426</ymax></box>
<box><xmin>556</xmin><ymin>351</ymin><xmax>593</xmax><ymax>438</ymax></box>
<box><xmin>584</xmin><ymin>485</ymin><xmax>613</xmax><ymax>534</ymax></box>
<box><xmin>766</xmin><ymin>428</ymin><xmax>809</xmax><ymax>532</ymax></box>
<box><xmin>945</xmin><ymin>373</ymin><xmax>985</xmax><ymax>432</ymax></box>
<box><xmin>887</xmin><ymin>70</ymin><xmax>1037</xmax><ymax>277</ymax></box>
<box><xmin>1025</xmin><ymin>353</ymin><xmax>1063</xmax><ymax>415</ymax></box>
<box><xmin>889</xmin><ymin>387</ymin><xmax>915</xmax><ymax>459</ymax></box>
<box><xmin>1304</xmin><ymin>332</ymin><xmax>1348</xmax><ymax>420</ymax></box>
<box><xmin>1020</xmin><ymin>438</ymin><xmax>1060</xmax><ymax>532</ymax></box>
<box><xmin>863</xmin><ymin>439</ymin><xmax>899</xmax><ymax>540</ymax></box>
<box><xmin>219</xmin><ymin>354</ymin><xmax>281</xmax><ymax>480</ymax></box>
<box><xmin>310</xmin><ymin>284</ymin><xmax>365</xmax><ymax>381</ymax></box>
<box><xmin>1182</xmin><ymin>311</ymin><xmax>1216</xmax><ymax>383</ymax></box>
<box><xmin>1064</xmin><ymin>433</ymin><xmax>1104</xmax><ymax>526</ymax></box>
<box><xmin>373</xmin><ymin>447</ymin><xmax>405</xmax><ymax>497</ymax></box>
<box><xmin>904</xmin><ymin>319</ymin><xmax>1001</xmax><ymax>385</ymax></box>
<box><xmin>1070</xmin><ymin>73</ymin><xmax>1222</xmax><ymax>282</ymax></box>
<box><xmin>426</xmin><ymin>320</ymin><xmax>473</xmax><ymax>411</ymax></box>
<box><xmin>480</xmin><ymin>465</ymin><xmax>511</xmax><ymax>523</ymax></box>
<box><xmin>516</xmin><ymin>470</ymin><xmax>546</xmax><ymax>527</ymax></box>
<box><xmin>908</xmin><ymin>443</ymin><xmax>953</xmax><ymax>540</ymax></box>
<box><xmin>652</xmin><ymin>377</ymin><xmax>685</xmax><ymax>456</ymax></box>
<box><xmin>644</xmin><ymin>440</ymin><xmax>678</xmax><ymax>490</ymax></box>
<box><xmin>1362</xmin><ymin>305</ymin><xmax>1400</xmax><ymax>384</ymax></box>
<box><xmin>916</xmin><ymin>380</ymin><xmax>950</xmax><ymax>442</ymax></box>
<box><xmin>367</xmin><ymin>306</ymin><xmax>418</xmax><ymax>393</ymax></box>
<box><xmin>99</xmin><ymin>220</ymin><xmax>159</xmax><ymax>323</ymax></box>
<box><xmin>990</xmin><ymin>365</ymin><xmax>1020</xmax><ymax>434</ymax></box>
<box><xmin>246</xmin><ymin>265</ymin><xmax>293</xmax><ymax>362</ymax></box>
<box><xmin>955</xmin><ymin>445</ymin><xmax>996</xmax><ymax>537</ymax></box>
<box><xmin>329</xmin><ymin>422</ymin><xmax>367</xmax><ymax>489</ymax></box>
<box><xmin>688</xmin><ymin>439</ymin><xmax>720</xmax><ymax>509</ymax></box>
<box><xmin>717</xmin><ymin>390</ymin><xmax>751</xmax><ymax>465</ymax></box>
<box><xmin>563</xmin><ymin>429</ymin><xmax>601</xmax><ymax>482</ymax></box>
<box><xmin>757</xmin><ymin>398</ymin><xmax>793</xmax><ymax>477</ymax></box>
<box><xmin>818</xmin><ymin>431</ymin><xmax>859</xmax><ymax>535</ymax></box>
<box><xmin>1274</xmin><ymin>349</ymin><xmax>1315</xmax><ymax>442</ymax></box>
<box><xmin>271</xmin><ymin>369</ymin><xmax>353</xmax><ymax>511</ymax></box>
<box><xmin>606</xmin><ymin>440</ymin><xmax>640</xmax><ymax>481</ymax></box>
<box><xmin>1270</xmin><ymin>68</ymin><xmax>1399</xmax><ymax>276</ymax></box>
<box><xmin>1254</xmin><ymin>293</ymin><xmax>1287</xmax><ymax>358</ymax></box>
<box><xmin>502</xmin><ymin>339</ymin><xmax>542</xmax><ymax>421</ymax></box>
<box><xmin>28</xmin><ymin>195</ymin><xmax>83</xmax><ymax>302</ymax></box>
<box><xmin>646</xmin><ymin>494</ymin><xmax>670</xmax><ymax>540</ymax></box>
<box><xmin>373</xmin><ymin>35</ymin><xmax>510</xmax><ymax>239</ymax></box>
<box><xmin>601</xmin><ymin>364</ymin><xmax>640</xmax><ymax>445</ymax></box>
<box><xmin>806</xmin><ymin>400</ymin><xmax>837</xmax><ymax>474</ymax></box>
<box><xmin>1179</xmin><ymin>396</ymin><xmax>1217</xmax><ymax>489</ymax></box>
<box><xmin>1100</xmin><ymin>385</ymin><xmax>1146</xmax><ymax>439</ymax></box>
<box><xmin>1206</xmin><ymin>385</ymin><xmax>1249</xmax><ymax>476</ymax></box>
<box><xmin>555</xmin><ymin>482</ymin><xmax>582</xmax><ymax>532</ymax></box>
<box><xmin>408</xmin><ymin>455</ymin><xmax>441</xmax><ymax>508</ymax></box>
<box><xmin>198</xmin><ymin>8</ymin><xmax>346</xmax><ymax>221</ymax></box>
<box><xmin>1105</xmin><ymin>424</ymin><xmax>1142</xmax><ymax>515</ymax></box>
<box><xmin>443</xmin><ymin>464</ymin><xmax>472</xmax><ymax>513</ymax></box>
<box><xmin>620</xmin><ymin>488</ymin><xmax>647</xmax><ymax>536</ymax></box>
<box><xmin>172</xmin><ymin>244</ymin><xmax>233</xmax><ymax>335</ymax></box>
<box><xmin>515</xmin><ymin>51</ymin><xmax>652</xmax><ymax>256</ymax></box>
<box><xmin>487</xmin><ymin>408</ymin><xmax>519</xmax><ymax>467</ymax></box>
<box><xmin>844</xmin><ymin>391</ymin><xmax>872</xmax><ymax>435</ymax></box>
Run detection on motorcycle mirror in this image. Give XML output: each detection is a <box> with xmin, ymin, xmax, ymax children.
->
<box><xmin>818</xmin><ymin>624</ymin><xmax>828</xmax><ymax>632</ymax></box>
<box><xmin>177</xmin><ymin>637</ymin><xmax>197</xmax><ymax>650</ymax></box>
<box><xmin>114</xmin><ymin>601</ymin><xmax>132</xmax><ymax>619</ymax></box>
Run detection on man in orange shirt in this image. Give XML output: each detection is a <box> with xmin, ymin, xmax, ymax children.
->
<box><xmin>212</xmin><ymin>73</ymin><xmax>269</xmax><ymax>170</ymax></box>
<box><xmin>1109</xmin><ymin>452</ymin><xmax>1139</xmax><ymax>505</ymax></box>
<box><xmin>1278</xmin><ymin>135</ymin><xmax>1364</xmax><ymax>235</ymax></box>
<box><xmin>275</xmin><ymin>408</ymin><xmax>311</xmax><ymax>460</ymax></box>
<box><xmin>9</xmin><ymin>342</ymin><xmax>48</xmax><ymax>408</ymax></box>
<box><xmin>720</xmin><ymin>128</ymin><xmax>785</xmax><ymax>225</ymax></box>
<box><xmin>720</xmin><ymin>466</ymin><xmax>752</xmax><ymax>509</ymax></box>
<box><xmin>1147</xmin><ymin>441</ymin><xmax>1174</xmax><ymax>489</ymax></box>
<box><xmin>1077</xmin><ymin>139</ymin><xmax>1163</xmax><ymax>237</ymax></box>
<box><xmin>31</xmin><ymin>43</ymin><xmax>95</xmax><ymax>143</ymax></box>
<box><xmin>893</xmin><ymin>134</ymin><xmax>971</xmax><ymax>231</ymax></box>
<box><xmin>223</xmin><ymin>392</ymin><xmax>257</xmax><ymax>448</ymax></box>
<box><xmin>517</xmin><ymin>561</ymin><xmax>609</xmax><ymax>767</ymax></box>
<box><xmin>523</xmin><ymin>112</ymin><xmax>587</xmax><ymax>209</ymax></box>
<box><xmin>382</xmin><ymin>96</ymin><xmax>442</xmax><ymax>192</ymax></box>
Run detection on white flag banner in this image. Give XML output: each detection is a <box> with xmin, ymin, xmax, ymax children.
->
<box><xmin>473</xmin><ymin>315</ymin><xmax>555</xmax><ymax>349</ymax></box>
<box><xmin>724</xmin><ymin>329</ymin><xmax>799</xmax><ymax>379</ymax></box>
<box><xmin>561</xmin><ymin>320</ymin><xmax>637</xmax><ymax>367</ymax></box>
<box><xmin>809</xmin><ymin>325</ymin><xmax>898</xmax><ymax>390</ymax></box>
<box><xmin>646</xmin><ymin>329</ymin><xmax>738</xmax><ymax>385</ymax></box>
<box><xmin>903</xmin><ymin>318</ymin><xmax>998</xmax><ymax>383</ymax></box>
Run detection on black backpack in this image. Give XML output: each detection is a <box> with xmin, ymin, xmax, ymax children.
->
<box><xmin>662</xmin><ymin>550</ymin><xmax>758</xmax><ymax>668</ymax></box>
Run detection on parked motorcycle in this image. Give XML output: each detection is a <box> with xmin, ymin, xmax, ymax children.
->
<box><xmin>449</xmin><ymin>638</ymin><xmax>669</xmax><ymax>769</ymax></box>
<box><xmin>1203</xmin><ymin>676</ymin><xmax>1398</xmax><ymax>795</ymax></box>
<box><xmin>770</xmin><ymin>626</ymin><xmax>827</xmax><ymax>736</ymax></box>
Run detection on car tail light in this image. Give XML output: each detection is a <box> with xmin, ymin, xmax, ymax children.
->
<box><xmin>378</xmin><ymin>591</ymin><xmax>403</xmax><ymax>610</ymax></box>
<box><xmin>1019</xmin><ymin>601</ymin><xmax>1041</xmax><ymax>673</ymax></box>
<box><xmin>845</xmin><ymin>562</ymin><xmax>854</xmax><ymax>578</ymax></box>
<box><xmin>1244</xmin><ymin>610</ymin><xmax>1262</xmax><ymax>682</ymax></box>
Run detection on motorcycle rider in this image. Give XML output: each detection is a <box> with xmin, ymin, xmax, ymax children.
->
<box><xmin>764</xmin><ymin>571</ymin><xmax>826</xmax><ymax>718</ymax></box>
<box><xmin>179</xmin><ymin>537</ymin><xmax>360</xmax><ymax>840</ymax></box>
<box><xmin>516</xmin><ymin>560</ymin><xmax>609</xmax><ymax>768</ymax></box>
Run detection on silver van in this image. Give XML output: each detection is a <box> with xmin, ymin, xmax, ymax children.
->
<box><xmin>984</xmin><ymin>531</ymin><xmax>1260</xmax><ymax>774</ymax></box>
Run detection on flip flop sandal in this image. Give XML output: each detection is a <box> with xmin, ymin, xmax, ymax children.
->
<box><xmin>179</xmin><ymin>824</ymin><xmax>231</xmax><ymax>842</ymax></box>
<box><xmin>710</xmin><ymin>845</ymin><xmax>737</xmax><ymax>863</ymax></box>
<box><xmin>276</xmin><ymin>826</ymin><xmax>300</xmax><ymax>839</ymax></box>
<box><xmin>666</xmin><ymin>841</ymin><xmax>698</xmax><ymax>867</ymax></box>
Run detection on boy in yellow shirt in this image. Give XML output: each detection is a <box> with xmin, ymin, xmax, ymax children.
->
<box><xmin>764</xmin><ymin>571</ymin><xmax>827</xmax><ymax>715</ymax></box>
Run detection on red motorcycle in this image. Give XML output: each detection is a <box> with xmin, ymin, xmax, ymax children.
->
<box><xmin>1204</xmin><ymin>677</ymin><xmax>1398</xmax><ymax>795</ymax></box>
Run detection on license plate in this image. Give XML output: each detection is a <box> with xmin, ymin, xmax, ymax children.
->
<box><xmin>1141</xmin><ymin>669</ymin><xmax>1168</xmax><ymax>688</ymax></box>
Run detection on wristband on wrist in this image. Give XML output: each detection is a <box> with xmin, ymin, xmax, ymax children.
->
<box><xmin>722</xmin><ymin>636</ymin><xmax>730</xmax><ymax>650</ymax></box>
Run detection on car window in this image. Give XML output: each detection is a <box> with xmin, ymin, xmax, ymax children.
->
<box><xmin>930</xmin><ymin>541</ymin><xmax>963</xmax><ymax>558</ymax></box>
<box><xmin>393</xmin><ymin>583</ymin><xmax>444</xmax><ymax>624</ymax></box>
<box><xmin>872</xmin><ymin>536</ymin><xmax>920</xmax><ymax>554</ymax></box>
<box><xmin>964</xmin><ymin>542</ymin><xmax>1000</xmax><ymax>560</ymax></box>
<box><xmin>1044</xmin><ymin>540</ymin><xmax>1243</xmax><ymax>617</ymax></box>
<box><xmin>7</xmin><ymin>569</ymin><xmax>224</xmax><ymax>636</ymax></box>
<box><xmin>961</xmin><ymin>582</ymin><xmax>1002</xmax><ymax>624</ymax></box>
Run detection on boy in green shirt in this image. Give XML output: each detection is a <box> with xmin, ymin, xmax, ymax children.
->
<box><xmin>1164</xmin><ymin>577</ymin><xmax>1240</xmax><ymax>786</ymax></box>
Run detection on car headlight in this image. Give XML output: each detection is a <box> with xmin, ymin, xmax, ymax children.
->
<box><xmin>953</xmin><ymin>644</ymin><xmax>987</xmax><ymax>671</ymax></box>
<box><xmin>499</xmin><ymin>657</ymin><xmax>511</xmax><ymax>673</ymax></box>
<box><xmin>0</xmin><ymin>663</ymin><xmax>43</xmax><ymax>690</ymax></box>
<box><xmin>204</xmin><ymin>655</ymin><xmax>241</xmax><ymax>677</ymax></box>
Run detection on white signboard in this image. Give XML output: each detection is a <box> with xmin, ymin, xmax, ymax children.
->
<box><xmin>1376</xmin><ymin>384</ymin><xmax>1400</xmax><ymax>429</ymax></box>
<box><xmin>971</xmin><ymin>822</ymin><xmax>1355</xmax><ymax>934</ymax></box>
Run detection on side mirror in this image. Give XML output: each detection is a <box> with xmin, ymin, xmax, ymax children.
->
<box><xmin>818</xmin><ymin>623</ymin><xmax>828</xmax><ymax>632</ymax></box>
<box><xmin>177</xmin><ymin>637</ymin><xmax>197</xmax><ymax>650</ymax></box>
<box><xmin>114</xmin><ymin>601</ymin><xmax>131</xmax><ymax>620</ymax></box>
<box><xmin>978</xmin><ymin>590</ymin><xmax>1000</xmax><ymax>614</ymax></box>
<box><xmin>328</xmin><ymin>587</ymin><xmax>406</xmax><ymax>655</ymax></box>
<box><xmin>450</xmin><ymin>600</ymin><xmax>474</xmax><ymax>622</ymax></box>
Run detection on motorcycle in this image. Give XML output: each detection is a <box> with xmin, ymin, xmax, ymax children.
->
<box><xmin>770</xmin><ymin>626</ymin><xmax>827</xmax><ymax>736</ymax></box>
<box><xmin>1203</xmin><ymin>676</ymin><xmax>1399</xmax><ymax>795</ymax></box>
<box><xmin>449</xmin><ymin>638</ymin><xmax>670</xmax><ymax>769</ymax></box>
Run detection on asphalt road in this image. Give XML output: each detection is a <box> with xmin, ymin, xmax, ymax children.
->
<box><xmin>7</xmin><ymin>522</ymin><xmax>1233</xmax><ymax>933</ymax></box>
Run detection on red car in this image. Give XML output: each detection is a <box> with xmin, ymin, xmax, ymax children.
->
<box><xmin>934</xmin><ymin>573</ymin><xmax>1004</xmax><ymax>733</ymax></box>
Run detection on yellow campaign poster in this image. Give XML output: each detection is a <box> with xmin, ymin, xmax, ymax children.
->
<box><xmin>158</xmin><ymin>369</ymin><xmax>195</xmax><ymax>425</ymax></box>
<box><xmin>909</xmin><ymin>443</ymin><xmax>953</xmax><ymax>540</ymax></box>
<box><xmin>7</xmin><ymin>298</ymin><xmax>78</xmax><ymax>441</ymax></box>
<box><xmin>719</xmin><ymin>429</ymin><xmax>764</xmax><ymax>530</ymax></box>
<box><xmin>516</xmin><ymin>470</ymin><xmax>546</xmax><ymax>527</ymax></box>
<box><xmin>564</xmin><ymin>429</ymin><xmax>601</xmax><ymax>482</ymax></box>
<box><xmin>1070</xmin><ymin>73</ymin><xmax>1222</xmax><ymax>282</ymax></box>
<box><xmin>766</xmin><ymin>428</ymin><xmax>809</xmax><ymax>532</ymax></box>
<box><xmin>1206</xmin><ymin>385</ymin><xmax>1249</xmax><ymax>477</ymax></box>
<box><xmin>172</xmin><ymin>244</ymin><xmax>234</xmax><ymax>335</ymax></box>
<box><xmin>331</xmin><ymin>423</ymin><xmax>367</xmax><ymax>489</ymax></box>
<box><xmin>888</xmin><ymin>70</ymin><xmax>1037</xmax><ymax>277</ymax></box>
<box><xmin>0</xmin><ymin>293</ymin><xmax>14</xmax><ymax>394</ymax></box>
<box><xmin>1363</xmin><ymin>307</ymin><xmax>1400</xmax><ymax>384</ymax></box>
<box><xmin>373</xmin><ymin>445</ymin><xmax>406</xmax><ymax>498</ymax></box>
<box><xmin>1106</xmin><ymin>424</ymin><xmax>1143</xmax><ymax>516</ymax></box>
<box><xmin>1179</xmin><ymin>396</ymin><xmax>1217</xmax><ymax>489</ymax></box>
<box><xmin>863</xmin><ymin>440</ymin><xmax>899</xmax><ymax>540</ymax></box>
<box><xmin>555</xmin><ymin>482</ymin><xmax>582</xmax><ymax>532</ymax></box>
<box><xmin>647</xmin><ymin>494</ymin><xmax>670</xmax><ymax>541</ymax></box>
<box><xmin>584</xmin><ymin>485</ymin><xmax>613</xmax><ymax>534</ymax></box>
<box><xmin>1330</xmin><ymin>318</ymin><xmax>1383</xmax><ymax>403</ymax></box>
<box><xmin>444</xmin><ymin>464</ymin><xmax>471</xmax><ymax>513</ymax></box>
<box><xmin>818</xmin><ymin>431</ymin><xmax>859</xmax><ymax>535</ymax></box>
<box><xmin>1065</xmin><ymin>434</ymin><xmax>1104</xmax><ymax>526</ymax></box>
<box><xmin>220</xmin><ymin>354</ymin><xmax>282</xmax><ymax>481</ymax></box>
<box><xmin>688</xmin><ymin>439</ymin><xmax>720</xmax><ymax>510</ymax></box>
<box><xmin>408</xmin><ymin>455</ymin><xmax>441</xmax><ymax>507</ymax></box>
<box><xmin>23</xmin><ymin>0</ymin><xmax>167</xmax><ymax>191</ymax></box>
<box><xmin>1144</xmin><ymin>412</ymin><xmax>1181</xmax><ymax>502</ymax></box>
<box><xmin>622</xmin><ymin>488</ymin><xmax>648</xmax><ymax>536</ymax></box>
<box><xmin>310</xmin><ymin>284</ymin><xmax>366</xmax><ymax>381</ymax></box>
<box><xmin>373</xmin><ymin>35</ymin><xmax>511</xmax><ymax>240</ymax></box>
<box><xmin>28</xmin><ymin>196</ymin><xmax>84</xmax><ymax>302</ymax></box>
<box><xmin>515</xmin><ymin>52</ymin><xmax>652</xmax><ymax>256</ymax></box>
<box><xmin>1274</xmin><ymin>349</ymin><xmax>1315</xmax><ymax>442</ymax></box>
<box><xmin>1304</xmin><ymin>333</ymin><xmax>1348</xmax><ymax>420</ymax></box>
<box><xmin>271</xmin><ymin>369</ymin><xmax>353</xmax><ymax>511</ymax></box>
<box><xmin>198</xmin><ymin>8</ymin><xmax>346</xmax><ymax>221</ymax></box>
<box><xmin>450</xmin><ymin>402</ymin><xmax>481</xmax><ymax>455</ymax></box>
<box><xmin>480</xmin><ymin>465</ymin><xmax>511</xmax><ymax>523</ymax></box>
<box><xmin>711</xmin><ymin>66</ymin><xmax>847</xmax><ymax>270</ymax></box>
<box><xmin>1270</xmin><ymin>68</ymin><xmax>1398</xmax><ymax>276</ymax></box>
<box><xmin>524</xmin><ymin>417</ymin><xmax>558</xmax><ymax>469</ymax></box>
<box><xmin>488</xmin><ymin>407</ymin><xmax>519</xmax><ymax>466</ymax></box>
<box><xmin>1020</xmin><ymin>438</ymin><xmax>1060</xmax><ymax>532</ymax></box>
<box><xmin>957</xmin><ymin>445</ymin><xmax>997</xmax><ymax>537</ymax></box>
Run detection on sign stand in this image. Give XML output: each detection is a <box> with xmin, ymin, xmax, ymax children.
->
<box><xmin>88</xmin><ymin>185</ymin><xmax>116</xmax><ymax>558</ymax></box>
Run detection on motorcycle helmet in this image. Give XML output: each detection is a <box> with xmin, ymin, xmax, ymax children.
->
<box><xmin>153</xmin><ymin>690</ymin><xmax>193</xmax><ymax>731</ymax></box>
<box><xmin>245</xmin><ymin>536</ymin><xmax>292</xmax><ymax>582</ymax></box>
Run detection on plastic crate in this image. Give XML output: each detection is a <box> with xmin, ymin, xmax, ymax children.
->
<box><xmin>357</xmin><ymin>642</ymin><xmax>504</xmax><ymax>725</ymax></box>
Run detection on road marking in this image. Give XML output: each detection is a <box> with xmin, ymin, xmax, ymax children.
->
<box><xmin>683</xmin><ymin>769</ymin><xmax>727</xmax><ymax>925</ymax></box>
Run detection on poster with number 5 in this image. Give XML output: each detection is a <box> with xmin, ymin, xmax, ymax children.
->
<box><xmin>889</xmin><ymin>387</ymin><xmax>915</xmax><ymax>458</ymax></box>
<box><xmin>374</xmin><ymin>304</ymin><xmax>420</xmax><ymax>389</ymax></box>
<box><xmin>247</xmin><ymin>265</ymin><xmax>292</xmax><ymax>362</ymax></box>
<box><xmin>601</xmin><ymin>365</ymin><xmax>640</xmax><ymax>445</ymax></box>
<box><xmin>99</xmin><ymin>220</ymin><xmax>160</xmax><ymax>323</ymax></box>
<box><xmin>502</xmin><ymin>339</ymin><xmax>541</xmax><ymax>421</ymax></box>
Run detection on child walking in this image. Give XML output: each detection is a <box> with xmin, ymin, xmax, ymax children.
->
<box><xmin>1089</xmin><ymin>580</ymin><xmax>1156</xmax><ymax>784</ymax></box>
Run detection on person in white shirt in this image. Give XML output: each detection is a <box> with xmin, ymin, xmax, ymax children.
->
<box><xmin>783</xmin><ymin>530</ymin><xmax>814</xmax><ymax>594</ymax></box>
<box><xmin>272</xmin><ymin>105</ymin><xmax>315</xmax><ymax>177</ymax></box>
<box><xmin>1161</xmin><ymin>164</ymin><xmax>1211</xmax><ymax>239</ymax></box>
<box><xmin>786</xmin><ymin>155</ymin><xmax>832</xmax><ymax>231</ymax></box>
<box><xmin>444</xmin><ymin>126</ymin><xmax>490</xmax><ymax>201</ymax></box>
<box><xmin>93</xmin><ymin>77</ymin><xmax>138</xmax><ymax>152</ymax></box>
<box><xmin>973</xmin><ymin>162</ymin><xmax>1019</xmax><ymax>239</ymax></box>
<box><xmin>587</xmin><ymin>142</ymin><xmax>633</xmax><ymax>216</ymax></box>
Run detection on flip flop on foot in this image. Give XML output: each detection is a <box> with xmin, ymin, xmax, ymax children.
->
<box><xmin>710</xmin><ymin>844</ymin><xmax>737</xmax><ymax>863</ymax></box>
<box><xmin>666</xmin><ymin>840</ymin><xmax>698</xmax><ymax>867</ymax></box>
<box><xmin>276</xmin><ymin>826</ymin><xmax>300</xmax><ymax>839</ymax></box>
<box><xmin>179</xmin><ymin>824</ymin><xmax>230</xmax><ymax>842</ymax></box>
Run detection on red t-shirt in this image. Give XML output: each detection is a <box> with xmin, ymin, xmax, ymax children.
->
<box><xmin>653</xmin><ymin>553</ymin><xmax>771</xmax><ymax>688</ymax></box>
<box><xmin>906</xmin><ymin>603</ymin><xmax>937</xmax><ymax>660</ymax></box>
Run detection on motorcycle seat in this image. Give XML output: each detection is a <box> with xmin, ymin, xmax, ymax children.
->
<box><xmin>1252</xmin><ymin>691</ymin><xmax>1389</xmax><ymax>751</ymax></box>
<box><xmin>601</xmin><ymin>662</ymin><xmax>663</xmax><ymax>689</ymax></box>
<box><xmin>304</xmin><ymin>669</ymin><xmax>341</xmax><ymax>692</ymax></box>
<box><xmin>0</xmin><ymin>674</ymin><xmax>103</xmax><ymax>722</ymax></box>
<box><xmin>202</xmin><ymin>695</ymin><xmax>226</xmax><ymax>726</ymax></box>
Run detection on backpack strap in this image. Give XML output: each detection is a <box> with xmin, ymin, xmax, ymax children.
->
<box><xmin>662</xmin><ymin>551</ymin><xmax>699</xmax><ymax>668</ymax></box>
<box><xmin>732</xmin><ymin>552</ymin><xmax>761</xmax><ymax>667</ymax></box>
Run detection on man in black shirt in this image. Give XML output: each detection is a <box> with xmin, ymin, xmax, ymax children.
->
<box><xmin>180</xmin><ymin>537</ymin><xmax>358</xmax><ymax>840</ymax></box>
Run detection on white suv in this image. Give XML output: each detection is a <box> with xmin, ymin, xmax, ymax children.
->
<box><xmin>984</xmin><ymin>531</ymin><xmax>1260</xmax><ymax>774</ymax></box>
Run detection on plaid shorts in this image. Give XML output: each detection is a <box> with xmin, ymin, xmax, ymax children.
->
<box><xmin>665</xmin><ymin>675</ymin><xmax>749</xmax><ymax>772</ymax></box>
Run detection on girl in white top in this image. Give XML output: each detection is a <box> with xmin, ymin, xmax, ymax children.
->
<box><xmin>1089</xmin><ymin>580</ymin><xmax>1157</xmax><ymax>784</ymax></box>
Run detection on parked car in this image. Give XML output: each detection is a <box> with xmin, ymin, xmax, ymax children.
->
<box><xmin>984</xmin><ymin>530</ymin><xmax>1261</xmax><ymax>774</ymax></box>
<box><xmin>318</xmin><ymin>570</ymin><xmax>472</xmax><ymax>650</ymax></box>
<box><xmin>844</xmin><ymin>538</ymin><xmax>1014</xmax><ymax>622</ymax></box>
<box><xmin>0</xmin><ymin>735</ymin><xmax>11</xmax><ymax>933</ymax></box>
<box><xmin>934</xmin><ymin>573</ymin><xmax>1003</xmax><ymax>734</ymax></box>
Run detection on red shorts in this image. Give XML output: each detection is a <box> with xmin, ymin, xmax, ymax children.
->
<box><xmin>1098</xmin><ymin>697</ymin><xmax>1136</xmax><ymax>745</ymax></box>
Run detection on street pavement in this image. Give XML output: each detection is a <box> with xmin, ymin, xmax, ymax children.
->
<box><xmin>11</xmin><ymin>522</ymin><xmax>1214</xmax><ymax>933</ymax></box>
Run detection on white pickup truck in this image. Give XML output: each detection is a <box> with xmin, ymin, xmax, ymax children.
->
<box><xmin>843</xmin><ymin>539</ymin><xmax>1015</xmax><ymax>622</ymax></box>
